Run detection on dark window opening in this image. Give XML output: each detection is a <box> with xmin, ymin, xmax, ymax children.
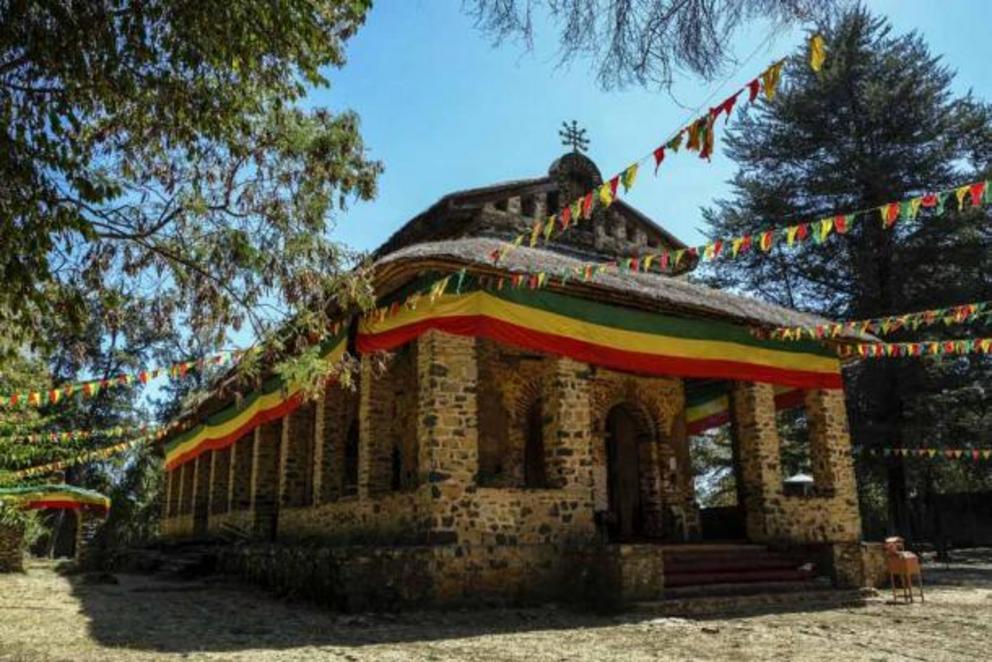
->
<box><xmin>524</xmin><ymin>398</ymin><xmax>547</xmax><ymax>488</ymax></box>
<box><xmin>391</xmin><ymin>444</ymin><xmax>402</xmax><ymax>492</ymax></box>
<box><xmin>521</xmin><ymin>195</ymin><xmax>537</xmax><ymax>218</ymax></box>
<box><xmin>344</xmin><ymin>419</ymin><xmax>359</xmax><ymax>497</ymax></box>
<box><xmin>546</xmin><ymin>191</ymin><xmax>560</xmax><ymax>215</ymax></box>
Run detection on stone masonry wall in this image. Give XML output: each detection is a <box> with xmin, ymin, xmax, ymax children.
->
<box><xmin>0</xmin><ymin>523</ymin><xmax>24</xmax><ymax>572</ymax></box>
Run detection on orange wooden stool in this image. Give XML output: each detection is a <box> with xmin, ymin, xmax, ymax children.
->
<box><xmin>884</xmin><ymin>537</ymin><xmax>924</xmax><ymax>603</ymax></box>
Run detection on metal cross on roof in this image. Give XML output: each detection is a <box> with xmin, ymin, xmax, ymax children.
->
<box><xmin>559</xmin><ymin>120</ymin><xmax>589</xmax><ymax>153</ymax></box>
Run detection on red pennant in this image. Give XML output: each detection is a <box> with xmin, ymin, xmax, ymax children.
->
<box><xmin>608</xmin><ymin>176</ymin><xmax>620</xmax><ymax>198</ymax></box>
<box><xmin>747</xmin><ymin>79</ymin><xmax>760</xmax><ymax>102</ymax></box>
<box><xmin>653</xmin><ymin>146</ymin><xmax>665</xmax><ymax>174</ymax></box>
<box><xmin>969</xmin><ymin>181</ymin><xmax>986</xmax><ymax>206</ymax></box>
<box><xmin>582</xmin><ymin>192</ymin><xmax>594</xmax><ymax>218</ymax></box>
<box><xmin>921</xmin><ymin>193</ymin><xmax>938</xmax><ymax>207</ymax></box>
<box><xmin>560</xmin><ymin>205</ymin><xmax>571</xmax><ymax>229</ymax></box>
<box><xmin>710</xmin><ymin>91</ymin><xmax>740</xmax><ymax>123</ymax></box>
<box><xmin>834</xmin><ymin>215</ymin><xmax>848</xmax><ymax>234</ymax></box>
<box><xmin>796</xmin><ymin>223</ymin><xmax>809</xmax><ymax>242</ymax></box>
<box><xmin>882</xmin><ymin>202</ymin><xmax>900</xmax><ymax>228</ymax></box>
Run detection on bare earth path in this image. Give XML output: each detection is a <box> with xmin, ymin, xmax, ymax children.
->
<box><xmin>2</xmin><ymin>554</ymin><xmax>992</xmax><ymax>661</ymax></box>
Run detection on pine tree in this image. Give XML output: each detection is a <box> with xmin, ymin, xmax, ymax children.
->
<box><xmin>702</xmin><ymin>8</ymin><xmax>992</xmax><ymax>539</ymax></box>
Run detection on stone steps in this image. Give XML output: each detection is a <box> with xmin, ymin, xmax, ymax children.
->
<box><xmin>662</xmin><ymin>545</ymin><xmax>818</xmax><ymax>592</ymax></box>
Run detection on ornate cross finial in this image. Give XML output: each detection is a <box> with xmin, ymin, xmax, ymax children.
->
<box><xmin>559</xmin><ymin>120</ymin><xmax>589</xmax><ymax>153</ymax></box>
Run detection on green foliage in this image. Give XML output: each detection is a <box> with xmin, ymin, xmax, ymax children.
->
<box><xmin>0</xmin><ymin>0</ymin><xmax>381</xmax><ymax>358</ymax></box>
<box><xmin>701</xmin><ymin>8</ymin><xmax>992</xmax><ymax>529</ymax></box>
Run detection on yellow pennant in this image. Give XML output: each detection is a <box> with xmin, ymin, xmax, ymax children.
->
<box><xmin>809</xmin><ymin>34</ymin><xmax>827</xmax><ymax>72</ymax></box>
<box><xmin>762</xmin><ymin>62</ymin><xmax>784</xmax><ymax>101</ymax></box>
<box><xmin>598</xmin><ymin>182</ymin><xmax>614</xmax><ymax>207</ymax></box>
<box><xmin>956</xmin><ymin>185</ymin><xmax>970</xmax><ymax>210</ymax></box>
<box><xmin>622</xmin><ymin>163</ymin><xmax>639</xmax><ymax>192</ymax></box>
<box><xmin>818</xmin><ymin>217</ymin><xmax>834</xmax><ymax>243</ymax></box>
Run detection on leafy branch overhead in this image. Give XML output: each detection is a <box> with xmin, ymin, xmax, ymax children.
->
<box><xmin>0</xmin><ymin>0</ymin><xmax>382</xmax><ymax>357</ymax></box>
<box><xmin>466</xmin><ymin>0</ymin><xmax>843</xmax><ymax>89</ymax></box>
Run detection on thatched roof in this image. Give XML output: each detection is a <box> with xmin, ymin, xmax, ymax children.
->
<box><xmin>374</xmin><ymin>237</ymin><xmax>872</xmax><ymax>341</ymax></box>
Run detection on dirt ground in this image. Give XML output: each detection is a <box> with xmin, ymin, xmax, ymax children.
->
<box><xmin>1</xmin><ymin>553</ymin><xmax>992</xmax><ymax>661</ymax></box>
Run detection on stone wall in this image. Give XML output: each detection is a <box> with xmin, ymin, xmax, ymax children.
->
<box><xmin>0</xmin><ymin>523</ymin><xmax>24</xmax><ymax>573</ymax></box>
<box><xmin>217</xmin><ymin>540</ymin><xmax>662</xmax><ymax>609</ymax></box>
<box><xmin>732</xmin><ymin>383</ymin><xmax>861</xmax><ymax>545</ymax></box>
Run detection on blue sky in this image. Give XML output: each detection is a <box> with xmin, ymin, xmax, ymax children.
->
<box><xmin>311</xmin><ymin>0</ymin><xmax>990</xmax><ymax>253</ymax></box>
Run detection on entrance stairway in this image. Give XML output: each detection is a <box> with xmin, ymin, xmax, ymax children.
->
<box><xmin>661</xmin><ymin>544</ymin><xmax>820</xmax><ymax>598</ymax></box>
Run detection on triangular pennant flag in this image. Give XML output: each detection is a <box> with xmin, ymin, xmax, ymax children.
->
<box><xmin>621</xmin><ymin>164</ymin><xmax>638</xmax><ymax>192</ymax></box>
<box><xmin>969</xmin><ymin>181</ymin><xmax>986</xmax><ymax>207</ymax></box>
<box><xmin>809</xmin><ymin>34</ymin><xmax>827</xmax><ymax>72</ymax></box>
<box><xmin>747</xmin><ymin>78</ymin><xmax>760</xmax><ymax>103</ymax></box>
<box><xmin>815</xmin><ymin>218</ymin><xmax>833</xmax><ymax>244</ymax></box>
<box><xmin>598</xmin><ymin>182</ymin><xmax>614</xmax><ymax>207</ymax></box>
<box><xmin>582</xmin><ymin>192</ymin><xmax>594</xmax><ymax>218</ymax></box>
<box><xmin>543</xmin><ymin>216</ymin><xmax>555</xmax><ymax>241</ymax></box>
<box><xmin>880</xmin><ymin>202</ymin><xmax>900</xmax><ymax>228</ymax></box>
<box><xmin>529</xmin><ymin>220</ymin><xmax>542</xmax><ymax>247</ymax></box>
<box><xmin>667</xmin><ymin>131</ymin><xmax>683</xmax><ymax>153</ymax></box>
<box><xmin>761</xmin><ymin>61</ymin><xmax>784</xmax><ymax>101</ymax></box>
<box><xmin>955</xmin><ymin>185</ymin><xmax>970</xmax><ymax>210</ymax></box>
<box><xmin>560</xmin><ymin>205</ymin><xmax>572</xmax><ymax>229</ymax></box>
<box><xmin>609</xmin><ymin>175</ymin><xmax>620</xmax><ymax>199</ymax></box>
<box><xmin>653</xmin><ymin>146</ymin><xmax>665</xmax><ymax>174</ymax></box>
<box><xmin>759</xmin><ymin>230</ymin><xmax>775</xmax><ymax>252</ymax></box>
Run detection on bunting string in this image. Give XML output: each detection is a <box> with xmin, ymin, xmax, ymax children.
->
<box><xmin>492</xmin><ymin>55</ymin><xmax>793</xmax><ymax>266</ymax></box>
<box><xmin>0</xmin><ymin>349</ymin><xmax>244</xmax><ymax>410</ymax></box>
<box><xmin>762</xmin><ymin>301</ymin><xmax>992</xmax><ymax>342</ymax></box>
<box><xmin>0</xmin><ymin>419</ymin><xmax>182</xmax><ymax>445</ymax></box>
<box><xmin>839</xmin><ymin>338</ymin><xmax>992</xmax><ymax>359</ymax></box>
<box><xmin>10</xmin><ymin>435</ymin><xmax>151</xmax><ymax>479</ymax></box>
<box><xmin>856</xmin><ymin>447</ymin><xmax>992</xmax><ymax>462</ymax></box>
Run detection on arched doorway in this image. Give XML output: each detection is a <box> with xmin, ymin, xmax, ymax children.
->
<box><xmin>605</xmin><ymin>404</ymin><xmax>647</xmax><ymax>541</ymax></box>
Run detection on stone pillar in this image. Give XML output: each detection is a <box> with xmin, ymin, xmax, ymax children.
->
<box><xmin>75</xmin><ymin>510</ymin><xmax>106</xmax><ymax>569</ymax></box>
<box><xmin>545</xmin><ymin>357</ymin><xmax>595</xmax><ymax>499</ymax></box>
<box><xmin>805</xmin><ymin>388</ymin><xmax>862</xmax><ymax>541</ymax></box>
<box><xmin>230</xmin><ymin>433</ymin><xmax>253</xmax><ymax>512</ymax></box>
<box><xmin>251</xmin><ymin>421</ymin><xmax>282</xmax><ymax>540</ymax></box>
<box><xmin>163</xmin><ymin>469</ymin><xmax>174</xmax><ymax>520</ymax></box>
<box><xmin>417</xmin><ymin>331</ymin><xmax>478</xmax><ymax>543</ymax></box>
<box><xmin>209</xmin><ymin>448</ymin><xmax>231</xmax><ymax>516</ymax></box>
<box><xmin>730</xmin><ymin>381</ymin><xmax>780</xmax><ymax>543</ymax></box>
<box><xmin>359</xmin><ymin>357</ymin><xmax>395</xmax><ymax>497</ymax></box>
<box><xmin>279</xmin><ymin>403</ymin><xmax>315</xmax><ymax>508</ymax></box>
<box><xmin>0</xmin><ymin>521</ymin><xmax>24</xmax><ymax>572</ymax></box>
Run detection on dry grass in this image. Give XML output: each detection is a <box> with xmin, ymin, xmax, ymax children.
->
<box><xmin>1</xmin><ymin>555</ymin><xmax>992</xmax><ymax>661</ymax></box>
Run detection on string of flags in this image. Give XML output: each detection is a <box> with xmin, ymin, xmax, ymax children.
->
<box><xmin>0</xmin><ymin>420</ymin><xmax>182</xmax><ymax>445</ymax></box>
<box><xmin>839</xmin><ymin>338</ymin><xmax>992</xmax><ymax>359</ymax></box>
<box><xmin>10</xmin><ymin>436</ymin><xmax>151</xmax><ymax>479</ymax></box>
<box><xmin>762</xmin><ymin>301</ymin><xmax>992</xmax><ymax>341</ymax></box>
<box><xmin>491</xmin><ymin>55</ymin><xmax>793</xmax><ymax>266</ymax></box>
<box><xmin>857</xmin><ymin>447</ymin><xmax>992</xmax><ymax>462</ymax></box>
<box><xmin>0</xmin><ymin>349</ymin><xmax>244</xmax><ymax>410</ymax></box>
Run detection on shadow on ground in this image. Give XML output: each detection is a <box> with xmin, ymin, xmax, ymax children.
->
<box><xmin>63</xmin><ymin>567</ymin><xmax>864</xmax><ymax>655</ymax></box>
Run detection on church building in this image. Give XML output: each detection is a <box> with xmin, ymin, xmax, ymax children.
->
<box><xmin>158</xmin><ymin>145</ymin><xmax>868</xmax><ymax>607</ymax></box>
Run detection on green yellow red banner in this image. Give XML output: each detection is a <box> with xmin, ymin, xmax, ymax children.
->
<box><xmin>163</xmin><ymin>334</ymin><xmax>347</xmax><ymax>471</ymax></box>
<box><xmin>358</xmin><ymin>287</ymin><xmax>842</xmax><ymax>390</ymax></box>
<box><xmin>0</xmin><ymin>484</ymin><xmax>110</xmax><ymax>514</ymax></box>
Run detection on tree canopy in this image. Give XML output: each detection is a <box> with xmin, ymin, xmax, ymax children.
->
<box><xmin>701</xmin><ymin>8</ymin><xmax>992</xmax><ymax>535</ymax></box>
<box><xmin>466</xmin><ymin>0</ymin><xmax>844</xmax><ymax>89</ymax></box>
<box><xmin>0</xmin><ymin>0</ymin><xmax>381</xmax><ymax>359</ymax></box>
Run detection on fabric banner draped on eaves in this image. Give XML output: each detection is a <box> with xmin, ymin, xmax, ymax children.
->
<box><xmin>0</xmin><ymin>484</ymin><xmax>110</xmax><ymax>514</ymax></box>
<box><xmin>359</xmin><ymin>288</ymin><xmax>842</xmax><ymax>390</ymax></box>
<box><xmin>163</xmin><ymin>333</ymin><xmax>347</xmax><ymax>470</ymax></box>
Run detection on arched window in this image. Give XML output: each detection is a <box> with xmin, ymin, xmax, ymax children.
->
<box><xmin>524</xmin><ymin>398</ymin><xmax>547</xmax><ymax>488</ymax></box>
<box><xmin>343</xmin><ymin>419</ymin><xmax>359</xmax><ymax>497</ymax></box>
